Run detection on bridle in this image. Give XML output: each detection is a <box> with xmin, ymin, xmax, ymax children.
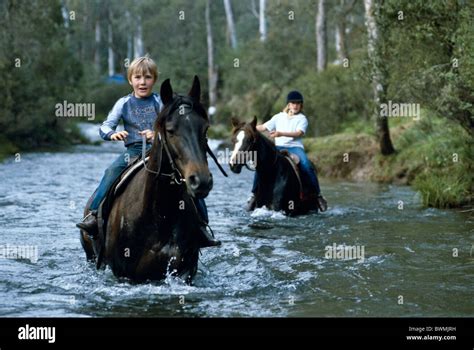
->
<box><xmin>233</xmin><ymin>127</ymin><xmax>278</xmax><ymax>171</ymax></box>
<box><xmin>142</xmin><ymin>97</ymin><xmax>227</xmax><ymax>184</ymax></box>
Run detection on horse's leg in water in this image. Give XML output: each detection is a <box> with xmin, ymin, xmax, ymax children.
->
<box><xmin>273</xmin><ymin>159</ymin><xmax>300</xmax><ymax>214</ymax></box>
<box><xmin>79</xmin><ymin>194</ymin><xmax>97</xmax><ymax>261</ymax></box>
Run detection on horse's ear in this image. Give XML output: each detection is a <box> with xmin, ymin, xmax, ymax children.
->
<box><xmin>231</xmin><ymin>117</ymin><xmax>241</xmax><ymax>128</ymax></box>
<box><xmin>160</xmin><ymin>79</ymin><xmax>173</xmax><ymax>105</ymax></box>
<box><xmin>250</xmin><ymin>116</ymin><xmax>257</xmax><ymax>130</ymax></box>
<box><xmin>188</xmin><ymin>75</ymin><xmax>201</xmax><ymax>102</ymax></box>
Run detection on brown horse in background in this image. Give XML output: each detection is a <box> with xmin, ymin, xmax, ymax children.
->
<box><xmin>80</xmin><ymin>76</ymin><xmax>213</xmax><ymax>283</ymax></box>
<box><xmin>229</xmin><ymin>117</ymin><xmax>318</xmax><ymax>215</ymax></box>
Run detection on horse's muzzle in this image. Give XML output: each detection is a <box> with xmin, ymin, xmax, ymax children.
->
<box><xmin>230</xmin><ymin>163</ymin><xmax>243</xmax><ymax>174</ymax></box>
<box><xmin>187</xmin><ymin>172</ymin><xmax>213</xmax><ymax>198</ymax></box>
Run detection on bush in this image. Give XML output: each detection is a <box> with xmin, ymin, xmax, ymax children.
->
<box><xmin>277</xmin><ymin>55</ymin><xmax>372</xmax><ymax>137</ymax></box>
<box><xmin>85</xmin><ymin>83</ymin><xmax>134</xmax><ymax>123</ymax></box>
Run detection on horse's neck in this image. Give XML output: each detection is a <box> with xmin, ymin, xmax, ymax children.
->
<box><xmin>255</xmin><ymin>134</ymin><xmax>278</xmax><ymax>174</ymax></box>
<box><xmin>143</xmin><ymin>155</ymin><xmax>180</xmax><ymax>215</ymax></box>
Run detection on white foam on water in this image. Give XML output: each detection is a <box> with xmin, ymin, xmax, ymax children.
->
<box><xmin>250</xmin><ymin>206</ymin><xmax>286</xmax><ymax>220</ymax></box>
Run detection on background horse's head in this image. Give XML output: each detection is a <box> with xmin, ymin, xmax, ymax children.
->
<box><xmin>153</xmin><ymin>76</ymin><xmax>212</xmax><ymax>198</ymax></box>
<box><xmin>229</xmin><ymin>116</ymin><xmax>258</xmax><ymax>174</ymax></box>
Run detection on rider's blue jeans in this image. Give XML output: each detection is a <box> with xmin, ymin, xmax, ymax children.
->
<box><xmin>89</xmin><ymin>142</ymin><xmax>208</xmax><ymax>221</ymax></box>
<box><xmin>251</xmin><ymin>146</ymin><xmax>321</xmax><ymax>195</ymax></box>
<box><xmin>90</xmin><ymin>143</ymin><xmax>145</xmax><ymax>211</ymax></box>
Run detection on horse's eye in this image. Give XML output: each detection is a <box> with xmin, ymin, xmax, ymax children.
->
<box><xmin>166</xmin><ymin>128</ymin><xmax>175</xmax><ymax>135</ymax></box>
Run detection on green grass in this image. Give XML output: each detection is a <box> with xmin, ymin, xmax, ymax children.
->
<box><xmin>305</xmin><ymin>113</ymin><xmax>473</xmax><ymax>208</ymax></box>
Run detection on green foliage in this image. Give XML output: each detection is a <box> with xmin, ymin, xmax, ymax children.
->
<box><xmin>281</xmin><ymin>55</ymin><xmax>372</xmax><ymax>137</ymax></box>
<box><xmin>305</xmin><ymin>112</ymin><xmax>473</xmax><ymax>208</ymax></box>
<box><xmin>0</xmin><ymin>0</ymin><xmax>84</xmax><ymax>150</ymax></box>
<box><xmin>86</xmin><ymin>83</ymin><xmax>133</xmax><ymax>122</ymax></box>
<box><xmin>382</xmin><ymin>0</ymin><xmax>473</xmax><ymax>135</ymax></box>
<box><xmin>413</xmin><ymin>166</ymin><xmax>472</xmax><ymax>208</ymax></box>
<box><xmin>0</xmin><ymin>135</ymin><xmax>19</xmax><ymax>162</ymax></box>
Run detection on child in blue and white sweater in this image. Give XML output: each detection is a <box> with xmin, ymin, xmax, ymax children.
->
<box><xmin>77</xmin><ymin>56</ymin><xmax>219</xmax><ymax>247</ymax></box>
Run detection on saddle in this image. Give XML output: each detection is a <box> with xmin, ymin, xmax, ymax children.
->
<box><xmin>279</xmin><ymin>150</ymin><xmax>304</xmax><ymax>199</ymax></box>
<box><xmin>279</xmin><ymin>151</ymin><xmax>321</xmax><ymax>207</ymax></box>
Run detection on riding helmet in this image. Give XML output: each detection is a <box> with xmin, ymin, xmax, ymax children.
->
<box><xmin>286</xmin><ymin>90</ymin><xmax>304</xmax><ymax>103</ymax></box>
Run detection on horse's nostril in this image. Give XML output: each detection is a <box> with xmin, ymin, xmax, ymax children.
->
<box><xmin>188</xmin><ymin>174</ymin><xmax>200</xmax><ymax>190</ymax></box>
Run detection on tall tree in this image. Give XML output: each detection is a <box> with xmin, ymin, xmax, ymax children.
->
<box><xmin>206</xmin><ymin>0</ymin><xmax>218</xmax><ymax>118</ymax></box>
<box><xmin>134</xmin><ymin>16</ymin><xmax>144</xmax><ymax>58</ymax></box>
<box><xmin>364</xmin><ymin>0</ymin><xmax>395</xmax><ymax>155</ymax></box>
<box><xmin>316</xmin><ymin>0</ymin><xmax>327</xmax><ymax>71</ymax></box>
<box><xmin>259</xmin><ymin>0</ymin><xmax>266</xmax><ymax>42</ymax></box>
<box><xmin>125</xmin><ymin>10</ymin><xmax>133</xmax><ymax>60</ymax></box>
<box><xmin>223</xmin><ymin>0</ymin><xmax>237</xmax><ymax>49</ymax></box>
<box><xmin>94</xmin><ymin>20</ymin><xmax>101</xmax><ymax>72</ymax></box>
<box><xmin>334</xmin><ymin>0</ymin><xmax>357</xmax><ymax>64</ymax></box>
<box><xmin>107</xmin><ymin>19</ymin><xmax>115</xmax><ymax>77</ymax></box>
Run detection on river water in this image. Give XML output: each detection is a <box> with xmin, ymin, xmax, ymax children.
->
<box><xmin>0</xmin><ymin>128</ymin><xmax>472</xmax><ymax>317</ymax></box>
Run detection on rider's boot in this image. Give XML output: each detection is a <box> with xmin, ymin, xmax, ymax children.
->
<box><xmin>316</xmin><ymin>194</ymin><xmax>328</xmax><ymax>212</ymax></box>
<box><xmin>76</xmin><ymin>211</ymin><xmax>99</xmax><ymax>238</ymax></box>
<box><xmin>245</xmin><ymin>193</ymin><xmax>257</xmax><ymax>212</ymax></box>
<box><xmin>198</xmin><ymin>224</ymin><xmax>221</xmax><ymax>248</ymax></box>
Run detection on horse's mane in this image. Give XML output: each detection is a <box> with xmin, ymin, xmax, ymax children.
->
<box><xmin>258</xmin><ymin>131</ymin><xmax>278</xmax><ymax>152</ymax></box>
<box><xmin>154</xmin><ymin>95</ymin><xmax>208</xmax><ymax>132</ymax></box>
<box><xmin>232</xmin><ymin>122</ymin><xmax>279</xmax><ymax>154</ymax></box>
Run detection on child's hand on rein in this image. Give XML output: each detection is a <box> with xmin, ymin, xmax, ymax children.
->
<box><xmin>139</xmin><ymin>129</ymin><xmax>154</xmax><ymax>141</ymax></box>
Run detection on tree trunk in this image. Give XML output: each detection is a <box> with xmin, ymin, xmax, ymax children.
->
<box><xmin>61</xmin><ymin>0</ymin><xmax>69</xmax><ymax>28</ymax></box>
<box><xmin>316</xmin><ymin>0</ymin><xmax>327</xmax><ymax>71</ymax></box>
<box><xmin>134</xmin><ymin>17</ymin><xmax>144</xmax><ymax>58</ymax></box>
<box><xmin>335</xmin><ymin>20</ymin><xmax>348</xmax><ymax>62</ymax></box>
<box><xmin>107</xmin><ymin>21</ymin><xmax>114</xmax><ymax>77</ymax></box>
<box><xmin>206</xmin><ymin>0</ymin><xmax>218</xmax><ymax>120</ymax></box>
<box><xmin>259</xmin><ymin>0</ymin><xmax>266</xmax><ymax>42</ymax></box>
<box><xmin>335</xmin><ymin>0</ymin><xmax>356</xmax><ymax>64</ymax></box>
<box><xmin>94</xmin><ymin>20</ymin><xmax>101</xmax><ymax>72</ymax></box>
<box><xmin>364</xmin><ymin>0</ymin><xmax>395</xmax><ymax>155</ymax></box>
<box><xmin>125</xmin><ymin>11</ymin><xmax>132</xmax><ymax>61</ymax></box>
<box><xmin>223</xmin><ymin>0</ymin><xmax>237</xmax><ymax>49</ymax></box>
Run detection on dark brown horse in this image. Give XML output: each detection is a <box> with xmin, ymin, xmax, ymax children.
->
<box><xmin>229</xmin><ymin>117</ymin><xmax>318</xmax><ymax>215</ymax></box>
<box><xmin>80</xmin><ymin>76</ymin><xmax>214</xmax><ymax>283</ymax></box>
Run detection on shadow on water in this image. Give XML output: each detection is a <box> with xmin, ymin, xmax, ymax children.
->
<box><xmin>0</xmin><ymin>138</ymin><xmax>472</xmax><ymax>317</ymax></box>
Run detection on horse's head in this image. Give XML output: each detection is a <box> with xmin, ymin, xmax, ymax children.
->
<box><xmin>153</xmin><ymin>76</ymin><xmax>212</xmax><ymax>198</ymax></box>
<box><xmin>229</xmin><ymin>116</ymin><xmax>258</xmax><ymax>174</ymax></box>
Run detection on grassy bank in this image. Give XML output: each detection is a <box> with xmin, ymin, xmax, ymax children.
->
<box><xmin>0</xmin><ymin>122</ymin><xmax>90</xmax><ymax>163</ymax></box>
<box><xmin>305</xmin><ymin>114</ymin><xmax>473</xmax><ymax>209</ymax></box>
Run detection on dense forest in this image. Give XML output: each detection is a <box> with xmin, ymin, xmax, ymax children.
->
<box><xmin>0</xmin><ymin>0</ymin><xmax>472</xmax><ymax>207</ymax></box>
